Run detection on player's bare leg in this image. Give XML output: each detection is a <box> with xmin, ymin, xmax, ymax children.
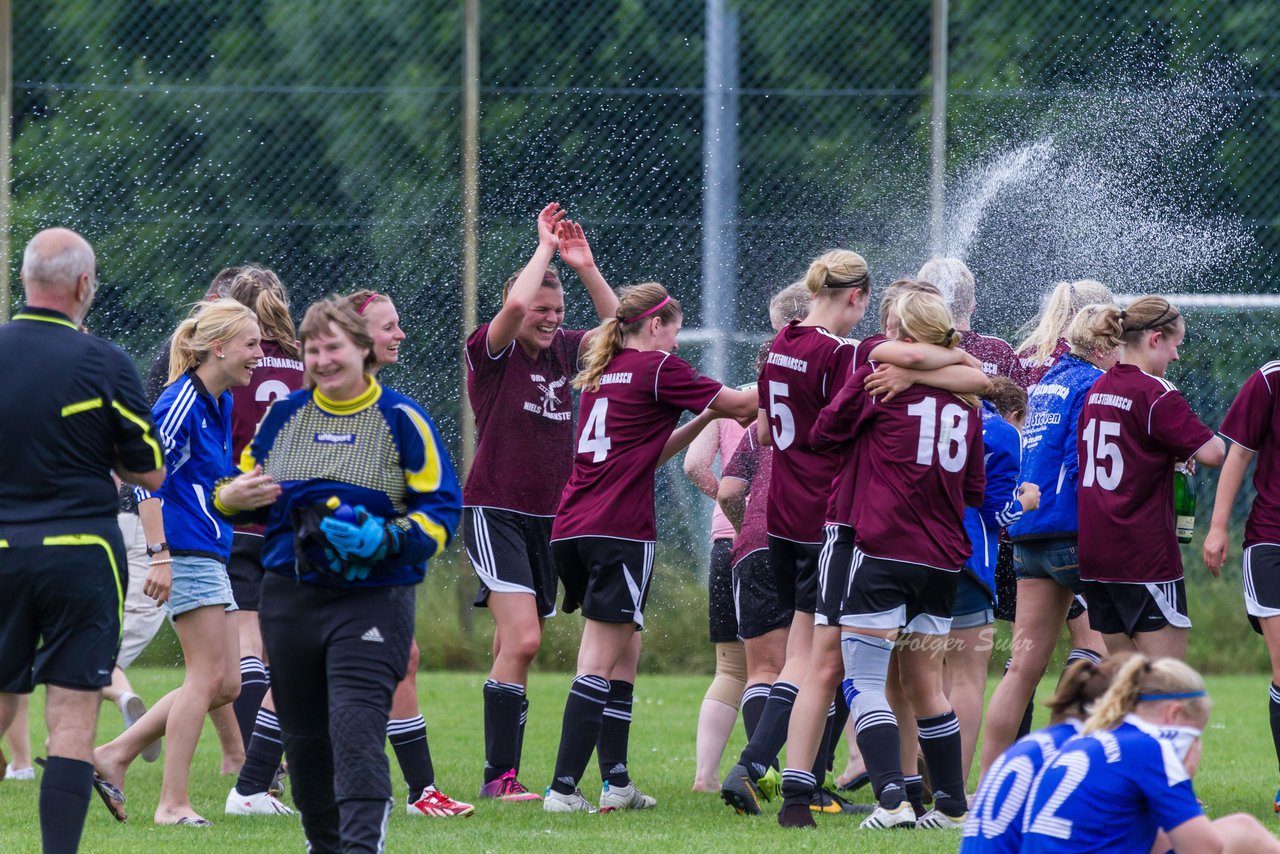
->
<box><xmin>945</xmin><ymin>624</ymin><xmax>994</xmax><ymax>788</ymax></box>
<box><xmin>5</xmin><ymin>694</ymin><xmax>34</xmax><ymax>776</ymax></box>
<box><xmin>1130</xmin><ymin>624</ymin><xmax>1188</xmax><ymax>660</ymax></box>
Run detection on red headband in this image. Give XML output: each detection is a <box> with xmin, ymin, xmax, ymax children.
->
<box><xmin>357</xmin><ymin>293</ymin><xmax>380</xmax><ymax>315</ymax></box>
<box><xmin>621</xmin><ymin>296</ymin><xmax>671</xmax><ymax>325</ymax></box>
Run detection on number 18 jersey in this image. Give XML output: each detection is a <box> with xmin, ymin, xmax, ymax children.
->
<box><xmin>758</xmin><ymin>322</ymin><xmax>855</xmax><ymax>544</ymax></box>
<box><xmin>551</xmin><ymin>348</ymin><xmax>723</xmax><ymax>542</ymax></box>
<box><xmin>1076</xmin><ymin>364</ymin><xmax>1214</xmax><ymax>583</ymax></box>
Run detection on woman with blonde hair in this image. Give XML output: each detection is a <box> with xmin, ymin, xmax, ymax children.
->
<box><xmin>1012</xmin><ymin>279</ymin><xmax>1114</xmax><ymax>389</ymax></box>
<box><xmin>1076</xmin><ymin>298</ymin><xmax>1223</xmax><ymax>660</ymax></box>
<box><xmin>1022</xmin><ymin>656</ymin><xmax>1280</xmax><ymax>853</ymax></box>
<box><xmin>93</xmin><ymin>299</ymin><xmax>275</xmax><ymax>826</ymax></box>
<box><xmin>544</xmin><ymin>282</ymin><xmax>757</xmax><ymax>812</ymax></box>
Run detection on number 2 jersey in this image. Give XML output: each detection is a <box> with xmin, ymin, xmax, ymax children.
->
<box><xmin>758</xmin><ymin>321</ymin><xmax>855</xmax><ymax>544</ymax></box>
<box><xmin>551</xmin><ymin>348</ymin><xmax>723</xmax><ymax>542</ymax></box>
<box><xmin>961</xmin><ymin>720</ymin><xmax>1081</xmax><ymax>854</ymax></box>
<box><xmin>230</xmin><ymin>339</ymin><xmax>304</xmax><ymax>536</ymax></box>
<box><xmin>813</xmin><ymin>365</ymin><xmax>985</xmax><ymax>569</ymax></box>
<box><xmin>1021</xmin><ymin>716</ymin><xmax>1203</xmax><ymax>854</ymax></box>
<box><xmin>1076</xmin><ymin>364</ymin><xmax>1215</xmax><ymax>583</ymax></box>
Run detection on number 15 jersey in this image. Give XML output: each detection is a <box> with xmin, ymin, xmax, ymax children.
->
<box><xmin>552</xmin><ymin>348</ymin><xmax>723</xmax><ymax>542</ymax></box>
<box><xmin>1076</xmin><ymin>364</ymin><xmax>1214</xmax><ymax>583</ymax></box>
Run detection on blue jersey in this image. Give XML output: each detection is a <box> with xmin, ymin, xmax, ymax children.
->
<box><xmin>960</xmin><ymin>721</ymin><xmax>1080</xmax><ymax>854</ymax></box>
<box><xmin>963</xmin><ymin>401</ymin><xmax>1021</xmax><ymax>597</ymax></box>
<box><xmin>1009</xmin><ymin>353</ymin><xmax>1101</xmax><ymax>541</ymax></box>
<box><xmin>1022</xmin><ymin>716</ymin><xmax>1203</xmax><ymax>853</ymax></box>
<box><xmin>218</xmin><ymin>378</ymin><xmax>461</xmax><ymax>588</ymax></box>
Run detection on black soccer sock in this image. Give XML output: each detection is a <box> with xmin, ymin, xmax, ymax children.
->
<box><xmin>738</xmin><ymin>681</ymin><xmax>798</xmax><ymax>780</ymax></box>
<box><xmin>551</xmin><ymin>675</ymin><xmax>610</xmax><ymax>795</ymax></box>
<box><xmin>1065</xmin><ymin>647</ymin><xmax>1102</xmax><ymax>666</ymax></box>
<box><xmin>387</xmin><ymin>716</ymin><xmax>434</xmax><ymax>799</ymax></box>
<box><xmin>855</xmin><ymin>720</ymin><xmax>904</xmax><ymax>809</ymax></box>
<box><xmin>917</xmin><ymin>711</ymin><xmax>966</xmax><ymax>816</ymax></box>
<box><xmin>483</xmin><ymin>679</ymin><xmax>525</xmax><ymax>783</ymax></box>
<box><xmin>828</xmin><ymin>691</ymin><xmax>850</xmax><ymax>772</ymax></box>
<box><xmin>38</xmin><ymin>756</ymin><xmax>93</xmax><ymax>854</ymax></box>
<box><xmin>597</xmin><ymin>680</ymin><xmax>635</xmax><ymax>788</ymax></box>
<box><xmin>904</xmin><ymin>774</ymin><xmax>925</xmax><ymax>818</ymax></box>
<box><xmin>237</xmin><ymin>708</ymin><xmax>286</xmax><ymax>795</ymax></box>
<box><xmin>1270</xmin><ymin>683</ymin><xmax>1280</xmax><ymax>774</ymax></box>
<box><xmin>780</xmin><ymin>768</ymin><xmax>818</xmax><ymax>807</ymax></box>
<box><xmin>741</xmin><ymin>683</ymin><xmax>771</xmax><ymax>741</ymax></box>
<box><xmin>810</xmin><ymin>701</ymin><xmax>838</xmax><ymax>780</ymax></box>
<box><xmin>1018</xmin><ymin>695</ymin><xmax>1036</xmax><ymax>739</ymax></box>
<box><xmin>233</xmin><ymin>656</ymin><xmax>270</xmax><ymax>748</ymax></box>
<box><xmin>515</xmin><ymin>694</ymin><xmax>530</xmax><ymax>771</ymax></box>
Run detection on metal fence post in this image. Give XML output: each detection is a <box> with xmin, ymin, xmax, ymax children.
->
<box><xmin>929</xmin><ymin>0</ymin><xmax>948</xmax><ymax>256</ymax></box>
<box><xmin>701</xmin><ymin>0</ymin><xmax>738</xmax><ymax>386</ymax></box>
<box><xmin>461</xmin><ymin>0</ymin><xmax>480</xmax><ymax>472</ymax></box>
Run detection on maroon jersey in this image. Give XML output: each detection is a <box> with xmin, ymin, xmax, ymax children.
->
<box><xmin>1218</xmin><ymin>362</ymin><xmax>1280</xmax><ymax>549</ymax></box>
<box><xmin>1012</xmin><ymin>338</ymin><xmax>1071</xmax><ymax>389</ymax></box>
<box><xmin>231</xmin><ymin>340</ymin><xmax>304</xmax><ymax>535</ymax></box>
<box><xmin>552</xmin><ymin>349</ymin><xmax>723</xmax><ymax>541</ymax></box>
<box><xmin>759</xmin><ymin>322</ymin><xmax>856</xmax><ymax>543</ymax></box>
<box><xmin>820</xmin><ymin>364</ymin><xmax>985</xmax><ymax>569</ymax></box>
<box><xmin>722</xmin><ymin>428</ymin><xmax>772</xmax><ymax>566</ymax></box>
<box><xmin>823</xmin><ymin>333</ymin><xmax>888</xmax><ymax>525</ymax></box>
<box><xmin>464</xmin><ymin>323</ymin><xmax>588</xmax><ymax>515</ymax></box>
<box><xmin>959</xmin><ymin>330</ymin><xmax>1016</xmax><ymax>378</ymax></box>
<box><xmin>1076</xmin><ymin>365</ymin><xmax>1216</xmax><ymax>583</ymax></box>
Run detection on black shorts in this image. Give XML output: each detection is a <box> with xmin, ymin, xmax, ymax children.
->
<box><xmin>815</xmin><ymin>524</ymin><xmax>856</xmax><ymax>627</ymax></box>
<box><xmin>465</xmin><ymin>507</ymin><xmax>558</xmax><ymax>619</ymax></box>
<box><xmin>841</xmin><ymin>549</ymin><xmax>959</xmax><ymax>636</ymax></box>
<box><xmin>994</xmin><ymin>535</ymin><xmax>1017</xmax><ymax>623</ymax></box>
<box><xmin>0</xmin><ymin>519</ymin><xmax>126</xmax><ymax>692</ymax></box>
<box><xmin>552</xmin><ymin>537</ymin><xmax>654</xmax><ymax>628</ymax></box>
<box><xmin>1084</xmin><ymin>578</ymin><xmax>1191</xmax><ymax>637</ymax></box>
<box><xmin>708</xmin><ymin>537</ymin><xmax>737</xmax><ymax>643</ymax></box>
<box><xmin>732</xmin><ymin>549</ymin><xmax>793</xmax><ymax>640</ymax></box>
<box><xmin>227</xmin><ymin>532</ymin><xmax>266</xmax><ymax>612</ymax></box>
<box><xmin>768</xmin><ymin>535</ymin><xmax>820</xmax><ymax>615</ymax></box>
<box><xmin>1245</xmin><ymin>544</ymin><xmax>1280</xmax><ymax>634</ymax></box>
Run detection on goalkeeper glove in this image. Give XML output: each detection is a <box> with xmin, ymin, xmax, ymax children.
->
<box><xmin>319</xmin><ymin>504</ymin><xmax>405</xmax><ymax>565</ymax></box>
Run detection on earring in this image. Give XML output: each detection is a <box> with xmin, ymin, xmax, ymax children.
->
<box><xmin>216</xmin><ymin>353</ymin><xmax>225</xmax><ymax>360</ymax></box>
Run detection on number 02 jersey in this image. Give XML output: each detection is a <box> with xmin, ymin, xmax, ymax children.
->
<box><xmin>1076</xmin><ymin>364</ymin><xmax>1215</xmax><ymax>583</ymax></box>
<box><xmin>551</xmin><ymin>349</ymin><xmax>723</xmax><ymax>542</ymax></box>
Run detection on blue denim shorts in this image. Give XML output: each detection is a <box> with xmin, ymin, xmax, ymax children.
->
<box><xmin>951</xmin><ymin>572</ymin><xmax>994</xmax><ymax>629</ymax></box>
<box><xmin>166</xmin><ymin>555</ymin><xmax>238</xmax><ymax>617</ymax></box>
<box><xmin>1012</xmin><ymin>537</ymin><xmax>1084</xmax><ymax>594</ymax></box>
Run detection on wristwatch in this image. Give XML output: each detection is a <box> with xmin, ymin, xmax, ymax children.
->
<box><xmin>146</xmin><ymin>541</ymin><xmax>170</xmax><ymax>557</ymax></box>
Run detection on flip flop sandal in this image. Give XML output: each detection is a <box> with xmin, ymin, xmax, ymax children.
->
<box><xmin>92</xmin><ymin>772</ymin><xmax>127</xmax><ymax>823</ymax></box>
<box><xmin>837</xmin><ymin>772</ymin><xmax>870</xmax><ymax>793</ymax></box>
<box><xmin>174</xmin><ymin>816</ymin><xmax>212</xmax><ymax>827</ymax></box>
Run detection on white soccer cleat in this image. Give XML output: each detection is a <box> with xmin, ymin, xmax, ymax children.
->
<box><xmin>225</xmin><ymin>785</ymin><xmax>294</xmax><ymax>815</ymax></box>
<box><xmin>915</xmin><ymin>807</ymin><xmax>967</xmax><ymax>829</ymax></box>
<box><xmin>543</xmin><ymin>787</ymin><xmax>598</xmax><ymax>814</ymax></box>
<box><xmin>859</xmin><ymin>801</ymin><xmax>917</xmax><ymax>829</ymax></box>
<box><xmin>4</xmin><ymin>763</ymin><xmax>35</xmax><ymax>781</ymax></box>
<box><xmin>598</xmin><ymin>781</ymin><xmax>656</xmax><ymax>811</ymax></box>
<box><xmin>408</xmin><ymin>786</ymin><xmax>475</xmax><ymax>817</ymax></box>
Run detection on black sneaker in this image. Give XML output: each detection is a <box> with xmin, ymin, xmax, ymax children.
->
<box><xmin>810</xmin><ymin>788</ymin><xmax>873</xmax><ymax>815</ymax></box>
<box><xmin>720</xmin><ymin>764</ymin><xmax>764</xmax><ymax>816</ymax></box>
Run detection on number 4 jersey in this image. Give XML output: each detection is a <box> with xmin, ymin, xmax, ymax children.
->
<box><xmin>551</xmin><ymin>348</ymin><xmax>723</xmax><ymax>542</ymax></box>
<box><xmin>1076</xmin><ymin>364</ymin><xmax>1215</xmax><ymax>583</ymax></box>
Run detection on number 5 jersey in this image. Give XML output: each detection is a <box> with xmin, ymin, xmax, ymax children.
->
<box><xmin>1076</xmin><ymin>364</ymin><xmax>1215</xmax><ymax>584</ymax></box>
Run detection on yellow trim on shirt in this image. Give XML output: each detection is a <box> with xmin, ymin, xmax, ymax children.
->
<box><xmin>314</xmin><ymin>376</ymin><xmax>381</xmax><ymax>415</ymax></box>
<box><xmin>42</xmin><ymin>534</ymin><xmax>124</xmax><ymax>640</ymax></box>
<box><xmin>13</xmin><ymin>312</ymin><xmax>78</xmax><ymax>330</ymax></box>
<box><xmin>408</xmin><ymin>512</ymin><xmax>449</xmax><ymax>557</ymax></box>
<box><xmin>398</xmin><ymin>405</ymin><xmax>443</xmax><ymax>493</ymax></box>
<box><xmin>112</xmin><ymin>400</ymin><xmax>164</xmax><ymax>470</ymax></box>
<box><xmin>61</xmin><ymin>397</ymin><xmax>103</xmax><ymax>417</ymax></box>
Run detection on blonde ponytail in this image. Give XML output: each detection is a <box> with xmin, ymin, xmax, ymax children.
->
<box><xmin>1084</xmin><ymin>655</ymin><xmax>1209</xmax><ymax>733</ymax></box>
<box><xmin>1017</xmin><ymin>279</ymin><xmax>1116</xmax><ymax>365</ymax></box>
<box><xmin>228</xmin><ymin>266</ymin><xmax>299</xmax><ymax>359</ymax></box>
<box><xmin>804</xmin><ymin>249</ymin><xmax>871</xmax><ymax>297</ymax></box>
<box><xmin>168</xmin><ymin>299</ymin><xmax>258</xmax><ymax>384</ymax></box>
<box><xmin>574</xmin><ymin>283</ymin><xmax>682</xmax><ymax>392</ymax></box>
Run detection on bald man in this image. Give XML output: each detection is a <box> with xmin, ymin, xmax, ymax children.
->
<box><xmin>0</xmin><ymin>228</ymin><xmax>164</xmax><ymax>852</ymax></box>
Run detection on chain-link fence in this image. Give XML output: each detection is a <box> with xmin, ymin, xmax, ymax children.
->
<box><xmin>13</xmin><ymin>1</ymin><xmax>1280</xmax><ymax>560</ymax></box>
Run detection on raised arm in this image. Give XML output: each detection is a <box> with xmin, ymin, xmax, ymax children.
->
<box><xmin>486</xmin><ymin>203</ymin><xmax>567</xmax><ymax>354</ymax></box>
<box><xmin>556</xmin><ymin>219</ymin><xmax>619</xmax><ymax>322</ymax></box>
<box><xmin>869</xmin><ymin>339</ymin><xmax>972</xmax><ymax>371</ymax></box>
<box><xmin>1203</xmin><ymin>442</ymin><xmax>1254</xmax><ymax>576</ymax></box>
<box><xmin>863</xmin><ymin>363</ymin><xmax>991</xmax><ymax>402</ymax></box>
<box><xmin>682</xmin><ymin>421</ymin><xmax>721</xmax><ymax>499</ymax></box>
<box><xmin>660</xmin><ymin>409</ymin><xmax>722</xmax><ymax>468</ymax></box>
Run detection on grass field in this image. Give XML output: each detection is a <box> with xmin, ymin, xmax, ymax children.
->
<box><xmin>1</xmin><ymin>669</ymin><xmax>1278</xmax><ymax>853</ymax></box>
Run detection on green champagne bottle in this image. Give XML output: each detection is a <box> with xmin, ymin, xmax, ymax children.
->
<box><xmin>1174</xmin><ymin>462</ymin><xmax>1195</xmax><ymax>544</ymax></box>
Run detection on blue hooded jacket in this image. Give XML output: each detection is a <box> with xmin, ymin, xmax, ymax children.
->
<box><xmin>963</xmin><ymin>401</ymin><xmax>1020</xmax><ymax>597</ymax></box>
<box><xmin>1008</xmin><ymin>353</ymin><xmax>1102</xmax><ymax>541</ymax></box>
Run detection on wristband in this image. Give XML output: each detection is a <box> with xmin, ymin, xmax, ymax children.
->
<box><xmin>146</xmin><ymin>541</ymin><xmax>170</xmax><ymax>557</ymax></box>
<box><xmin>148</xmin><ymin>558</ymin><xmax>173</xmax><ymax>566</ymax></box>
